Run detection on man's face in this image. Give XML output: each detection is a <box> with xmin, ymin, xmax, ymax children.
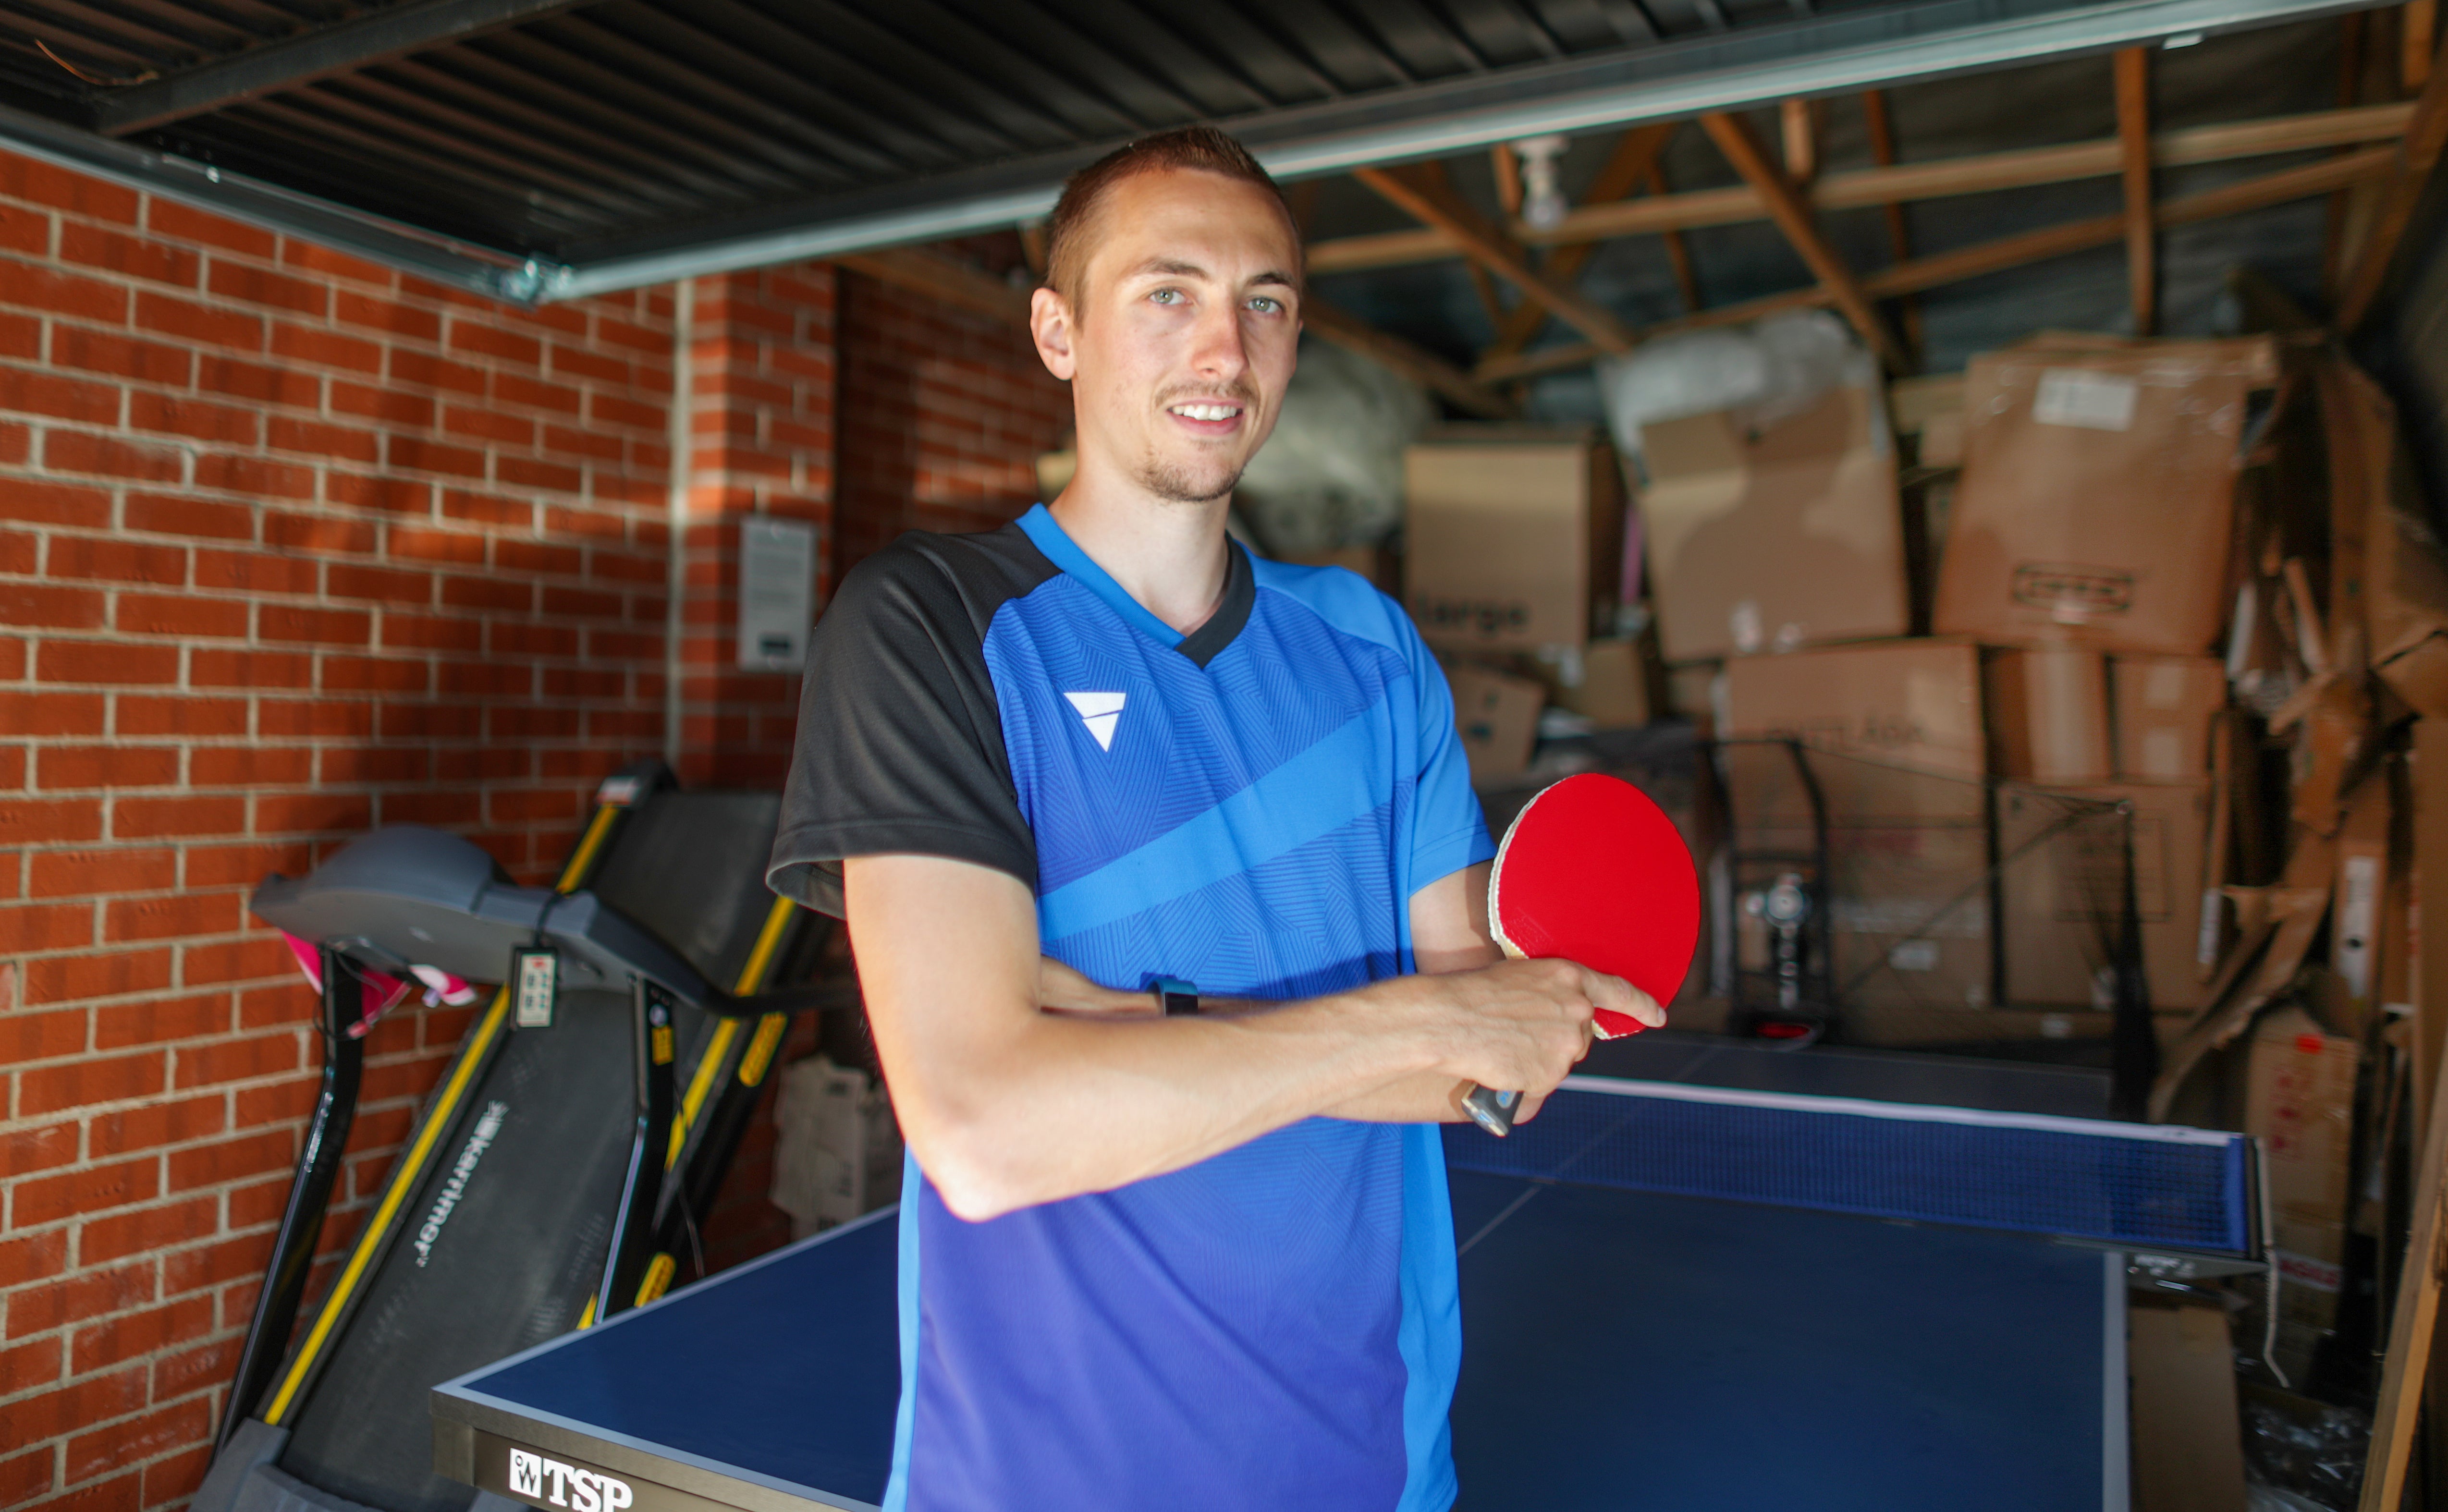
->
<box><xmin>1035</xmin><ymin>170</ymin><xmax>1301</xmax><ymax>505</ymax></box>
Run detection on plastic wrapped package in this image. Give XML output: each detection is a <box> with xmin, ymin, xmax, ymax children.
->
<box><xmin>1596</xmin><ymin>310</ymin><xmax>1868</xmax><ymax>470</ymax></box>
<box><xmin>1235</xmin><ymin>337</ymin><xmax>1433</xmax><ymax>558</ymax></box>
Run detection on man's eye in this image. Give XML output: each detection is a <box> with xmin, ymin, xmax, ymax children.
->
<box><xmin>1151</xmin><ymin>289</ymin><xmax>1182</xmax><ymax>305</ymax></box>
<box><xmin>1248</xmin><ymin>296</ymin><xmax>1281</xmax><ymax>314</ymax></box>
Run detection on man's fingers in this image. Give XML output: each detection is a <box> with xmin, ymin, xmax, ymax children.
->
<box><xmin>1576</xmin><ymin>965</ymin><xmax>1665</xmax><ymax>1028</ymax></box>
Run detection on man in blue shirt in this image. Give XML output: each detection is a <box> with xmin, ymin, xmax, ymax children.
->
<box><xmin>769</xmin><ymin>126</ymin><xmax>1654</xmax><ymax>1512</ymax></box>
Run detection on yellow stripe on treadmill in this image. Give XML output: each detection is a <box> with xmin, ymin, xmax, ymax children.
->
<box><xmin>262</xmin><ymin>805</ymin><xmax>621</xmax><ymax>1424</ymax></box>
<box><xmin>665</xmin><ymin>897</ymin><xmax>797</xmax><ymax>1166</ymax></box>
<box><xmin>635</xmin><ymin>1253</ymin><xmax>677</xmax><ymax>1307</ymax></box>
<box><xmin>738</xmin><ymin>1014</ymin><xmax>788</xmax><ymax>1088</ymax></box>
<box><xmin>264</xmin><ymin>988</ymin><xmax>511</xmax><ymax>1424</ymax></box>
<box><xmin>561</xmin><ymin>804</ymin><xmax>621</xmax><ymax>886</ymax></box>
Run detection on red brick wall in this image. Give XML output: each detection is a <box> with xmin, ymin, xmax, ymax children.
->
<box><xmin>832</xmin><ymin>269</ymin><xmax>1070</xmax><ymax>587</ymax></box>
<box><xmin>0</xmin><ymin>143</ymin><xmax>1071</xmax><ymax>1512</ymax></box>
<box><xmin>674</xmin><ymin>267</ymin><xmax>837</xmax><ymax>790</ymax></box>
<box><xmin>0</xmin><ymin>146</ymin><xmax>677</xmax><ymax>1511</ymax></box>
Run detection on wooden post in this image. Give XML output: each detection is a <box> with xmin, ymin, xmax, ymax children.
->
<box><xmin>1861</xmin><ymin>88</ymin><xmax>1922</xmax><ymax>359</ymax></box>
<box><xmin>1649</xmin><ymin>163</ymin><xmax>1702</xmax><ymax>315</ymax></box>
<box><xmin>2359</xmin><ymin>988</ymin><xmax>2448</xmax><ymax>1510</ymax></box>
<box><xmin>2408</xmin><ymin>0</ymin><xmax>2437</xmax><ymax>94</ymax></box>
<box><xmin>2116</xmin><ymin>48</ymin><xmax>2158</xmax><ymax>335</ymax></box>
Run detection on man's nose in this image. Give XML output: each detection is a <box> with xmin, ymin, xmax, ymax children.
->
<box><xmin>1188</xmin><ymin>299</ymin><xmax>1248</xmax><ymax>381</ymax></box>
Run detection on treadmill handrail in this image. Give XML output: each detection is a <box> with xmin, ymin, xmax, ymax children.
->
<box><xmin>249</xmin><ymin>824</ymin><xmax>810</xmax><ymax>1022</ymax></box>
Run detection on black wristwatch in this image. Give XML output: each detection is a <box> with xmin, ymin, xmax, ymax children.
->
<box><xmin>1151</xmin><ymin>976</ymin><xmax>1200</xmax><ymax>1017</ymax></box>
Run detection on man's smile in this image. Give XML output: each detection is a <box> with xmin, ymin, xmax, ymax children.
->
<box><xmin>1165</xmin><ymin>399</ymin><xmax>1246</xmax><ymax>434</ymax></box>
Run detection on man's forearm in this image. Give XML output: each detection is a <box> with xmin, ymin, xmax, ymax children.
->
<box><xmin>901</xmin><ymin>986</ymin><xmax>1452</xmax><ymax>1217</ymax></box>
<box><xmin>1040</xmin><ymin>969</ymin><xmax>1471</xmax><ymax>1124</ymax></box>
<box><xmin>851</xmin><ymin>855</ymin><xmax>1624</xmax><ymax>1221</ymax></box>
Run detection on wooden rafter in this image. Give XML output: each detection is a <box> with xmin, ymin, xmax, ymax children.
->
<box><xmin>1651</xmin><ymin>161</ymin><xmax>1702</xmax><ymax>315</ymax></box>
<box><xmin>1481</xmin><ymin>122</ymin><xmax>1676</xmax><ymax>362</ymax></box>
<box><xmin>1303</xmin><ymin>301</ymin><xmax>1518</xmax><ymax>419</ymax></box>
<box><xmin>2116</xmin><ymin>48</ymin><xmax>2158</xmax><ymax>334</ymax></box>
<box><xmin>2338</xmin><ymin>42</ymin><xmax>2448</xmax><ymax>329</ymax></box>
<box><xmin>1701</xmin><ymin>110</ymin><xmax>1908</xmax><ymax>369</ymax></box>
<box><xmin>2359</xmin><ymin>1013</ymin><xmax>2448</xmax><ymax>1512</ymax></box>
<box><xmin>1860</xmin><ymin>88</ymin><xmax>1921</xmax><ymax>358</ymax></box>
<box><xmin>1475</xmin><ymin>144</ymin><xmax>2397</xmax><ymax>382</ymax></box>
<box><xmin>1353</xmin><ymin>162</ymin><xmax>1635</xmax><ymax>353</ymax></box>
<box><xmin>1307</xmin><ymin>102</ymin><xmax>2415</xmax><ymax>275</ymax></box>
<box><xmin>2326</xmin><ymin>12</ymin><xmax>2371</xmax><ymax>297</ymax></box>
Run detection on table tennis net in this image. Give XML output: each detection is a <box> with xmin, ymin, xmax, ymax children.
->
<box><xmin>1444</xmin><ymin>1076</ymin><xmax>2252</xmax><ymax>1256</ymax></box>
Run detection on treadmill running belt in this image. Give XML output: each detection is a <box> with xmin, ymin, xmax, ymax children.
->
<box><xmin>277</xmin><ymin>989</ymin><xmax>640</xmax><ymax>1512</ymax></box>
<box><xmin>588</xmin><ymin>793</ymin><xmax>785</xmax><ymax>994</ymax></box>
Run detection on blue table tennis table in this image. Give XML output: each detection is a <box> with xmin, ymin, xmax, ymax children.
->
<box><xmin>432</xmin><ymin>1071</ymin><xmax>2258</xmax><ymax>1512</ymax></box>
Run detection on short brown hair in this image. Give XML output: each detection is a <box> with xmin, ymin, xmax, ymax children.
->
<box><xmin>1042</xmin><ymin>126</ymin><xmax>1297</xmax><ymax>314</ymax></box>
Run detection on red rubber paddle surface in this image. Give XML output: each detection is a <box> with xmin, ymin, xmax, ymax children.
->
<box><xmin>1488</xmin><ymin>773</ymin><xmax>1702</xmax><ymax>1039</ymax></box>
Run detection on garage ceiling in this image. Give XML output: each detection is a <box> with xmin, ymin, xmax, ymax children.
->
<box><xmin>0</xmin><ymin>0</ymin><xmax>2398</xmax><ymax>300</ymax></box>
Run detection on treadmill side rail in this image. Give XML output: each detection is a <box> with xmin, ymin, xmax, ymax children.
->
<box><xmin>597</xmin><ymin>978</ymin><xmax>679</xmax><ymax>1321</ymax></box>
<box><xmin>217</xmin><ymin>946</ymin><xmax>365</xmax><ymax>1449</ymax></box>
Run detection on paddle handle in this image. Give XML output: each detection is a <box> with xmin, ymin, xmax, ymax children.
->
<box><xmin>1461</xmin><ymin>1083</ymin><xmax>1522</xmax><ymax>1137</ymax></box>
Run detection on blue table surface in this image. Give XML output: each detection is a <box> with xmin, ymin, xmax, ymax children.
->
<box><xmin>455</xmin><ymin>1172</ymin><xmax>2115</xmax><ymax>1512</ymax></box>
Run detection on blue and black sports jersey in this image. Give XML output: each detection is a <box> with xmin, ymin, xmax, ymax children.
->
<box><xmin>770</xmin><ymin>503</ymin><xmax>1493</xmax><ymax>1512</ymax></box>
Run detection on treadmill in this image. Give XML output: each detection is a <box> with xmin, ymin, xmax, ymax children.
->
<box><xmin>195</xmin><ymin>764</ymin><xmax>836</xmax><ymax>1512</ymax></box>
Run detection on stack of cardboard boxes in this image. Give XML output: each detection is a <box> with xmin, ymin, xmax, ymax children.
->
<box><xmin>1404</xmin><ymin>425</ymin><xmax>1637</xmax><ymax>781</ymax></box>
<box><xmin>1399</xmin><ymin>331</ymin><xmax>2448</xmax><ymax>1395</ymax></box>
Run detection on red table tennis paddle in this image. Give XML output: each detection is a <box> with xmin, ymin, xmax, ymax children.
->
<box><xmin>1463</xmin><ymin>772</ymin><xmax>1702</xmax><ymax>1137</ymax></box>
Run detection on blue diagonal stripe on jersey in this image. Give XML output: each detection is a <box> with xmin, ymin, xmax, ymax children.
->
<box><xmin>1038</xmin><ymin>705</ymin><xmax>1387</xmax><ymax>942</ymax></box>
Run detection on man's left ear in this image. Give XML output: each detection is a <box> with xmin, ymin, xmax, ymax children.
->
<box><xmin>1030</xmin><ymin>286</ymin><xmax>1077</xmax><ymax>381</ymax></box>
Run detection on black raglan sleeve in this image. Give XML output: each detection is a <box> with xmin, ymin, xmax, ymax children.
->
<box><xmin>765</xmin><ymin>535</ymin><xmax>1040</xmax><ymax>918</ymax></box>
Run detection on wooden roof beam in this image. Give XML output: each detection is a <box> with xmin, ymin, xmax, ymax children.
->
<box><xmin>1700</xmin><ymin>110</ymin><xmax>1908</xmax><ymax>370</ymax></box>
<box><xmin>1482</xmin><ymin>122</ymin><xmax>1676</xmax><ymax>362</ymax></box>
<box><xmin>1303</xmin><ymin>301</ymin><xmax>1518</xmax><ymax>419</ymax></box>
<box><xmin>2338</xmin><ymin>33</ymin><xmax>2448</xmax><ymax>329</ymax></box>
<box><xmin>1307</xmin><ymin>102</ymin><xmax>2417</xmax><ymax>276</ymax></box>
<box><xmin>1353</xmin><ymin>162</ymin><xmax>1635</xmax><ymax>354</ymax></box>
<box><xmin>1476</xmin><ymin>144</ymin><xmax>2396</xmax><ymax>383</ymax></box>
<box><xmin>2116</xmin><ymin>48</ymin><xmax>2158</xmax><ymax>334</ymax></box>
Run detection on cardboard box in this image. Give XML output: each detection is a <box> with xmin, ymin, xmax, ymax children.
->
<box><xmin>1985</xmin><ymin>646</ymin><xmax>2111</xmax><ymax>782</ymax></box>
<box><xmin>771</xmin><ymin>1056</ymin><xmax>902</xmax><ymax>1241</ymax></box>
<box><xmin>2113</xmin><ymin>656</ymin><xmax>2227</xmax><ymax>781</ymax></box>
<box><xmin>1664</xmin><ymin>660</ymin><xmax>1722</xmax><ymax>730</ymax></box>
<box><xmin>1933</xmin><ymin>337</ymin><xmax>2279</xmax><ymax>656</ymax></box>
<box><xmin>1531</xmin><ymin>637</ymin><xmax>1653</xmax><ymax>727</ymax></box>
<box><xmin>1638</xmin><ymin>382</ymin><xmax>1907</xmax><ymax>661</ymax></box>
<box><xmin>2245</xmin><ymin>1005</ymin><xmax>2361</xmax><ymax>1347</ymax></box>
<box><xmin>1721</xmin><ymin>638</ymin><xmax>1985</xmax><ymax>822</ymax></box>
<box><xmin>2334</xmin><ymin>776</ymin><xmax>2390</xmax><ymax>1031</ymax></box>
<box><xmin>1827</xmin><ymin>824</ymin><xmax>1994</xmax><ymax>1011</ymax></box>
<box><xmin>2126</xmin><ymin>1296</ymin><xmax>2249</xmax><ymax>1512</ymax></box>
<box><xmin>1405</xmin><ymin>429</ymin><xmax>1626</xmax><ymax>653</ymax></box>
<box><xmin>1446</xmin><ymin>661</ymin><xmax>1544</xmax><ymax>781</ymax></box>
<box><xmin>2321</xmin><ymin>356</ymin><xmax>2448</xmax><ymax>715</ymax></box>
<box><xmin>1888</xmin><ymin>372</ymin><xmax>1965</xmax><ymax>468</ymax></box>
<box><xmin>1998</xmin><ymin>780</ymin><xmax>2215</xmax><ymax>1012</ymax></box>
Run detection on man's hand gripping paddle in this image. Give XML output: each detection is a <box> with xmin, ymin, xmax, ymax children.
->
<box><xmin>1462</xmin><ymin>773</ymin><xmax>1702</xmax><ymax>1137</ymax></box>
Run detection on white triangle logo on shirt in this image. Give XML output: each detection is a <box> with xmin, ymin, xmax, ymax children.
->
<box><xmin>1064</xmin><ymin>691</ymin><xmax>1126</xmax><ymax>752</ymax></box>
